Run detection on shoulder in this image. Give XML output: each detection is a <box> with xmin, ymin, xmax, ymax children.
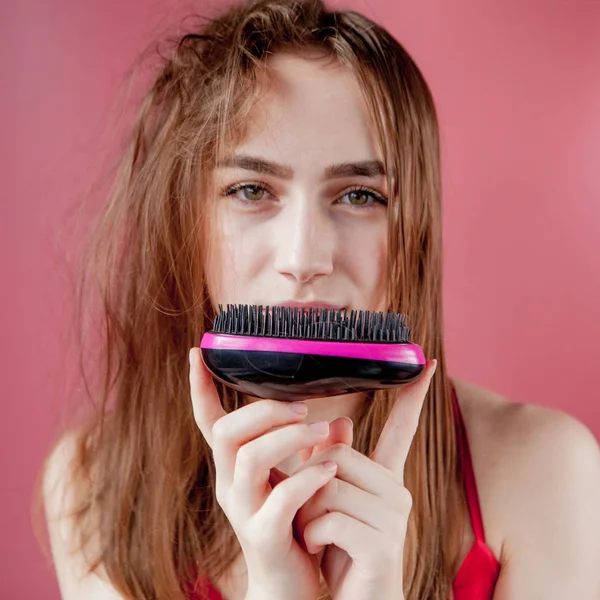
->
<box><xmin>451</xmin><ymin>376</ymin><xmax>600</xmax><ymax>596</ymax></box>
<box><xmin>450</xmin><ymin>376</ymin><xmax>600</xmax><ymax>493</ymax></box>
<box><xmin>451</xmin><ymin>376</ymin><xmax>600</xmax><ymax>463</ymax></box>
<box><xmin>43</xmin><ymin>428</ymin><xmax>83</xmax><ymax>536</ymax></box>
<box><xmin>43</xmin><ymin>428</ymin><xmax>125</xmax><ymax>599</ymax></box>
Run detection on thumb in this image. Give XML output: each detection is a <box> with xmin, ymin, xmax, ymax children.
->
<box><xmin>189</xmin><ymin>347</ymin><xmax>226</xmax><ymax>450</ymax></box>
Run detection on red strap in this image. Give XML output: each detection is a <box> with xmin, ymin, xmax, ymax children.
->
<box><xmin>187</xmin><ymin>576</ymin><xmax>224</xmax><ymax>600</ymax></box>
<box><xmin>450</xmin><ymin>382</ymin><xmax>486</xmax><ymax>543</ymax></box>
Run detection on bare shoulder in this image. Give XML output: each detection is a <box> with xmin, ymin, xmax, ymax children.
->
<box><xmin>450</xmin><ymin>376</ymin><xmax>600</xmax><ymax>594</ymax></box>
<box><xmin>450</xmin><ymin>376</ymin><xmax>600</xmax><ymax>481</ymax></box>
<box><xmin>43</xmin><ymin>428</ymin><xmax>84</xmax><ymax>538</ymax></box>
<box><xmin>43</xmin><ymin>428</ymin><xmax>124</xmax><ymax>600</ymax></box>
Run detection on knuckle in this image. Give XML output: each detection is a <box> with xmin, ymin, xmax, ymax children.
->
<box><xmin>265</xmin><ymin>400</ymin><xmax>281</xmax><ymax>418</ymax></box>
<box><xmin>324</xmin><ymin>511</ymin><xmax>342</xmax><ymax>532</ymax></box>
<box><xmin>235</xmin><ymin>444</ymin><xmax>262</xmax><ymax>472</ymax></box>
<box><xmin>269</xmin><ymin>483</ymin><xmax>294</xmax><ymax>510</ymax></box>
<box><xmin>211</xmin><ymin>418</ymin><xmax>228</xmax><ymax>441</ymax></box>
<box><xmin>272</xmin><ymin>476</ymin><xmax>308</xmax><ymax>510</ymax></box>
<box><xmin>258</xmin><ymin>400</ymin><xmax>279</xmax><ymax>421</ymax></box>
<box><xmin>329</xmin><ymin>442</ymin><xmax>352</xmax><ymax>461</ymax></box>
<box><xmin>236</xmin><ymin>445</ymin><xmax>257</xmax><ymax>469</ymax></box>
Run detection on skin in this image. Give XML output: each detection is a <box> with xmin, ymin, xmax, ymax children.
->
<box><xmin>43</xmin><ymin>52</ymin><xmax>600</xmax><ymax>600</ymax></box>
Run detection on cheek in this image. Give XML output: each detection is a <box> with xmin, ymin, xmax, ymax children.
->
<box><xmin>205</xmin><ymin>209</ymin><xmax>270</xmax><ymax>302</ymax></box>
<box><xmin>342</xmin><ymin>221</ymin><xmax>388</xmax><ymax>303</ymax></box>
<box><xmin>365</xmin><ymin>238</ymin><xmax>388</xmax><ymax>293</ymax></box>
<box><xmin>205</xmin><ymin>212</ymin><xmax>237</xmax><ymax>302</ymax></box>
<box><xmin>341</xmin><ymin>219</ymin><xmax>387</xmax><ymax>265</ymax></box>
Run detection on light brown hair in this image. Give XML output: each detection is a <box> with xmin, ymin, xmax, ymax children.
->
<box><xmin>43</xmin><ymin>0</ymin><xmax>467</xmax><ymax>598</ymax></box>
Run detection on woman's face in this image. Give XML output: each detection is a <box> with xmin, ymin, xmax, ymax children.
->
<box><xmin>207</xmin><ymin>52</ymin><xmax>388</xmax><ymax>313</ymax></box>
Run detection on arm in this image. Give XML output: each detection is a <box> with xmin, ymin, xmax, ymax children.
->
<box><xmin>493</xmin><ymin>408</ymin><xmax>600</xmax><ymax>599</ymax></box>
<box><xmin>42</xmin><ymin>432</ymin><xmax>126</xmax><ymax>600</ymax></box>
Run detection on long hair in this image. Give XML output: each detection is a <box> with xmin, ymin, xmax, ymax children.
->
<box><xmin>44</xmin><ymin>0</ymin><xmax>467</xmax><ymax>598</ymax></box>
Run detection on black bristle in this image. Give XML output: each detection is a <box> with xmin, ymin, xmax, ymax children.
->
<box><xmin>209</xmin><ymin>304</ymin><xmax>412</xmax><ymax>343</ymax></box>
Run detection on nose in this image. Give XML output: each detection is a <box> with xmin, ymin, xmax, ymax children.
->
<box><xmin>273</xmin><ymin>201</ymin><xmax>334</xmax><ymax>284</ymax></box>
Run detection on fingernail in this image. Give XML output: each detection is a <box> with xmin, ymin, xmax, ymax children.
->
<box><xmin>431</xmin><ymin>359</ymin><xmax>438</xmax><ymax>376</ymax></box>
<box><xmin>290</xmin><ymin>401</ymin><xmax>308</xmax><ymax>415</ymax></box>
<box><xmin>340</xmin><ymin>416</ymin><xmax>353</xmax><ymax>428</ymax></box>
<box><xmin>189</xmin><ymin>348</ymin><xmax>195</xmax><ymax>367</ymax></box>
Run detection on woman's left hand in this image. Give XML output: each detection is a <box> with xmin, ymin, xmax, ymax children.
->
<box><xmin>293</xmin><ymin>359</ymin><xmax>437</xmax><ymax>600</ymax></box>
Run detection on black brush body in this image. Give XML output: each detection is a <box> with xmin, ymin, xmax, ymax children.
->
<box><xmin>200</xmin><ymin>304</ymin><xmax>427</xmax><ymax>401</ymax></box>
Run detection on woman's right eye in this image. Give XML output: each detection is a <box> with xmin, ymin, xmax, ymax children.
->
<box><xmin>223</xmin><ymin>183</ymin><xmax>272</xmax><ymax>204</ymax></box>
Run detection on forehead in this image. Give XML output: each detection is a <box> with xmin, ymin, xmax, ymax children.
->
<box><xmin>230</xmin><ymin>52</ymin><xmax>383</xmax><ymax>166</ymax></box>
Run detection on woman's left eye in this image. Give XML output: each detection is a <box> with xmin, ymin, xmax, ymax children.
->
<box><xmin>338</xmin><ymin>187</ymin><xmax>387</xmax><ymax>208</ymax></box>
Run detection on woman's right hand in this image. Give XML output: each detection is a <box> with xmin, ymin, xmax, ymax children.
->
<box><xmin>188</xmin><ymin>347</ymin><xmax>338</xmax><ymax>600</ymax></box>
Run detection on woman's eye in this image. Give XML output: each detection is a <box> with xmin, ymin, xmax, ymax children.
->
<box><xmin>340</xmin><ymin>188</ymin><xmax>387</xmax><ymax>207</ymax></box>
<box><xmin>347</xmin><ymin>190</ymin><xmax>370</xmax><ymax>205</ymax></box>
<box><xmin>222</xmin><ymin>183</ymin><xmax>386</xmax><ymax>208</ymax></box>
<box><xmin>238</xmin><ymin>185</ymin><xmax>266</xmax><ymax>202</ymax></box>
<box><xmin>223</xmin><ymin>183</ymin><xmax>271</xmax><ymax>204</ymax></box>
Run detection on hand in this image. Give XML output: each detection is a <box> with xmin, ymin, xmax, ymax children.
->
<box><xmin>189</xmin><ymin>347</ymin><xmax>338</xmax><ymax>600</ymax></box>
<box><xmin>294</xmin><ymin>360</ymin><xmax>437</xmax><ymax>600</ymax></box>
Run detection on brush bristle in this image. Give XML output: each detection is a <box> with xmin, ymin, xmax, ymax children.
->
<box><xmin>210</xmin><ymin>304</ymin><xmax>412</xmax><ymax>343</ymax></box>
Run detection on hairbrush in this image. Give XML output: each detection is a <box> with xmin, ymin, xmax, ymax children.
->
<box><xmin>199</xmin><ymin>304</ymin><xmax>426</xmax><ymax>401</ymax></box>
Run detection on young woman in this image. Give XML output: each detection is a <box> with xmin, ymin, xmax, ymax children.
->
<box><xmin>42</xmin><ymin>1</ymin><xmax>600</xmax><ymax>599</ymax></box>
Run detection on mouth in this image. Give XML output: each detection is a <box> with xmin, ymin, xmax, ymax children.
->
<box><xmin>272</xmin><ymin>301</ymin><xmax>346</xmax><ymax>311</ymax></box>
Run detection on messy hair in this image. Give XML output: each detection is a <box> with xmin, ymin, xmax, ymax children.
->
<box><xmin>45</xmin><ymin>0</ymin><xmax>465</xmax><ymax>598</ymax></box>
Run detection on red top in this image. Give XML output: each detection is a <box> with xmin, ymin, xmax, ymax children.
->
<box><xmin>450</xmin><ymin>381</ymin><xmax>501</xmax><ymax>598</ymax></box>
<box><xmin>189</xmin><ymin>382</ymin><xmax>501</xmax><ymax>599</ymax></box>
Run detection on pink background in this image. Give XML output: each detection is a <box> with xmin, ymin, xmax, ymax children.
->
<box><xmin>2</xmin><ymin>0</ymin><xmax>599</xmax><ymax>597</ymax></box>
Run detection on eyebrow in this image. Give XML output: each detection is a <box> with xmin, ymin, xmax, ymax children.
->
<box><xmin>216</xmin><ymin>154</ymin><xmax>386</xmax><ymax>180</ymax></box>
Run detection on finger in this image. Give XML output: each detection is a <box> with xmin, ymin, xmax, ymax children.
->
<box><xmin>231</xmin><ymin>421</ymin><xmax>333</xmax><ymax>516</ymax></box>
<box><xmin>371</xmin><ymin>359</ymin><xmax>437</xmax><ymax>479</ymax></box>
<box><xmin>293</xmin><ymin>417</ymin><xmax>353</xmax><ymax>552</ymax></box>
<box><xmin>212</xmin><ymin>403</ymin><xmax>310</xmax><ymax>494</ymax></box>
<box><xmin>257</xmin><ymin>461</ymin><xmax>338</xmax><ymax>538</ymax></box>
<box><xmin>189</xmin><ymin>347</ymin><xmax>227</xmax><ymax>449</ymax></box>
<box><xmin>298</xmin><ymin>441</ymin><xmax>400</xmax><ymax>502</ymax></box>
<box><xmin>311</xmin><ymin>416</ymin><xmax>354</xmax><ymax>457</ymax></box>
<box><xmin>295</xmin><ymin>476</ymin><xmax>409</xmax><ymax>553</ymax></box>
<box><xmin>303</xmin><ymin>512</ymin><xmax>386</xmax><ymax>562</ymax></box>
<box><xmin>298</xmin><ymin>416</ymin><xmax>354</xmax><ymax>464</ymax></box>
